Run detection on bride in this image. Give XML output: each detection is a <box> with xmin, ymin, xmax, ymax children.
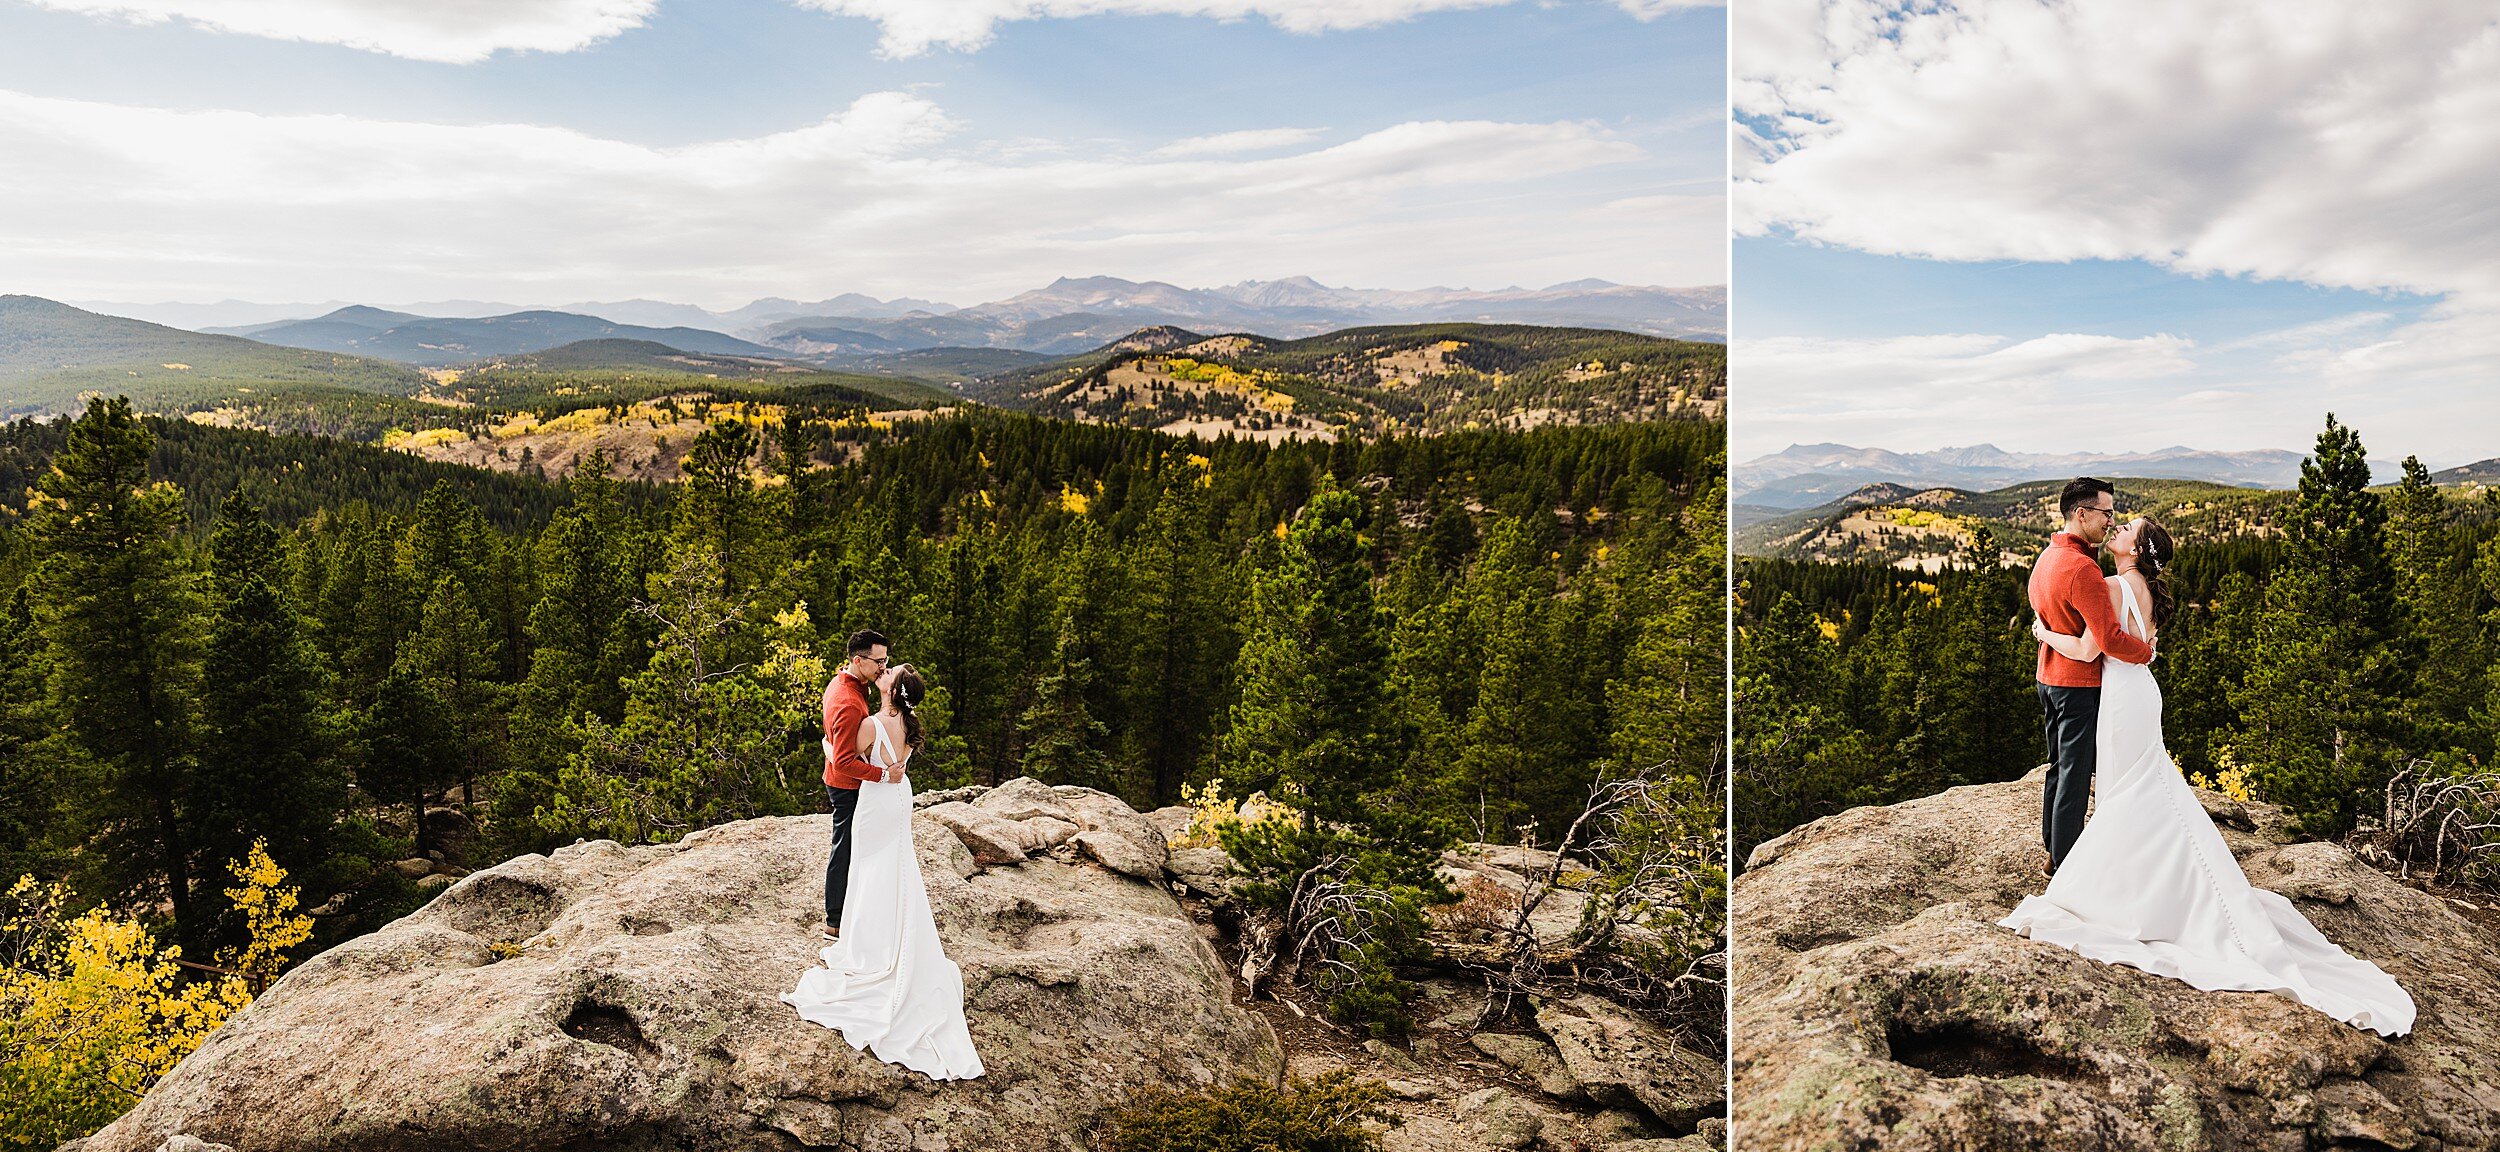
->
<box><xmin>781</xmin><ymin>664</ymin><xmax>986</xmax><ymax>1079</ymax></box>
<box><xmin>2000</xmin><ymin>516</ymin><xmax>2415</xmax><ymax>1037</ymax></box>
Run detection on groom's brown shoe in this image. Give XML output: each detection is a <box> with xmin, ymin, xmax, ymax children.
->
<box><xmin>818</xmin><ymin>923</ymin><xmax>840</xmax><ymax>941</ymax></box>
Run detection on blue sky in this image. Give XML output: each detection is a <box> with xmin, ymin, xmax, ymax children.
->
<box><xmin>1732</xmin><ymin>0</ymin><xmax>2500</xmax><ymax>470</ymax></box>
<box><xmin>0</xmin><ymin>0</ymin><xmax>1724</xmax><ymax>308</ymax></box>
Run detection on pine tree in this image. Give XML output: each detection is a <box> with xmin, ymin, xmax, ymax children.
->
<box><xmin>27</xmin><ymin>397</ymin><xmax>209</xmax><ymax>943</ymax></box>
<box><xmin>679</xmin><ymin>419</ymin><xmax>760</xmax><ymax>593</ymax></box>
<box><xmin>1214</xmin><ymin>483</ymin><xmax>1397</xmax><ymax>827</ymax></box>
<box><xmin>401</xmin><ymin>574</ymin><xmax>501</xmax><ymax>812</ymax></box>
<box><xmin>541</xmin><ymin>550</ymin><xmax>797</xmax><ymax>844</ymax></box>
<box><xmin>1120</xmin><ymin>467</ymin><xmax>1236</xmax><ymax>807</ymax></box>
<box><xmin>1451</xmin><ymin>516</ymin><xmax>1565</xmax><ymax>842</ymax></box>
<box><xmin>0</xmin><ymin>586</ymin><xmax>62</xmax><ymax>885</ymax></box>
<box><xmin>1606</xmin><ymin>478</ymin><xmax>1726</xmax><ymax>785</ymax></box>
<box><xmin>2222</xmin><ymin>415</ymin><xmax>2401</xmax><ymax>833</ymax></box>
<box><xmin>193</xmin><ymin>491</ymin><xmax>346</xmax><ymax>924</ymax></box>
<box><xmin>315</xmin><ymin>505</ymin><xmax>411</xmax><ymax>707</ymax></box>
<box><xmin>1732</xmin><ymin>589</ymin><xmax>1877</xmax><ymax>864</ymax></box>
<box><xmin>2386</xmin><ymin>456</ymin><xmax>2484</xmax><ymax>758</ymax></box>
<box><xmin>1019</xmin><ymin>520</ymin><xmax>1123</xmax><ymax>791</ymax></box>
<box><xmin>364</xmin><ymin>665</ymin><xmax>460</xmax><ymax>858</ymax></box>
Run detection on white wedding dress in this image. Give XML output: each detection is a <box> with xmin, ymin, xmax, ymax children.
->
<box><xmin>781</xmin><ymin>718</ymin><xmax>985</xmax><ymax>1078</ymax></box>
<box><xmin>1999</xmin><ymin>578</ymin><xmax>2415</xmax><ymax>1036</ymax></box>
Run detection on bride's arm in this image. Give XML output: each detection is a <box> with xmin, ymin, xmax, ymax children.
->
<box><xmin>2033</xmin><ymin>614</ymin><xmax>2101</xmax><ymax>661</ymax></box>
<box><xmin>2030</xmin><ymin>581</ymin><xmax>2110</xmax><ymax>661</ymax></box>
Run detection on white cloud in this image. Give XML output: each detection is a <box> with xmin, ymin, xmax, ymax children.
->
<box><xmin>1614</xmin><ymin>0</ymin><xmax>1720</xmax><ymax>18</ymax></box>
<box><xmin>792</xmin><ymin>0</ymin><xmax>1710</xmax><ymax>58</ymax></box>
<box><xmin>1735</xmin><ymin>1</ymin><xmax>2500</xmax><ymax>303</ymax></box>
<box><xmin>22</xmin><ymin>0</ymin><xmax>1714</xmax><ymax>61</ymax></box>
<box><xmin>0</xmin><ymin>89</ymin><xmax>1712</xmax><ymax>306</ymax></box>
<box><xmin>21</xmin><ymin>0</ymin><xmax>656</xmax><ymax>63</ymax></box>
<box><xmin>1153</xmin><ymin>127</ymin><xmax>1328</xmax><ymax>157</ymax></box>
<box><xmin>1734</xmin><ymin>0</ymin><xmax>2500</xmax><ymax>465</ymax></box>
<box><xmin>1731</xmin><ymin>322</ymin><xmax>2500</xmax><ymax>466</ymax></box>
<box><xmin>1733</xmin><ymin>331</ymin><xmax>2200</xmax><ymax>456</ymax></box>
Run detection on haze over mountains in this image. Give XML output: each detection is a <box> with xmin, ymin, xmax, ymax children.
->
<box><xmin>83</xmin><ymin>275</ymin><xmax>1721</xmax><ymax>362</ymax></box>
<box><xmin>210</xmin><ymin>307</ymin><xmax>789</xmax><ymax>367</ymax></box>
<box><xmin>1734</xmin><ymin>441</ymin><xmax>2323</xmax><ymax>510</ymax></box>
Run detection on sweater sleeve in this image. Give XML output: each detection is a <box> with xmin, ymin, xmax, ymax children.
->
<box><xmin>824</xmin><ymin>679</ymin><xmax>873</xmax><ymax>780</ymax></box>
<box><xmin>2068</xmin><ymin>566</ymin><xmax>2153</xmax><ymax>665</ymax></box>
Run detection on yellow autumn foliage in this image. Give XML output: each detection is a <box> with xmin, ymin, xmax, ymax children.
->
<box><xmin>0</xmin><ymin>842</ymin><xmax>311</xmax><ymax>1151</ymax></box>
<box><xmin>1172</xmin><ymin>778</ymin><xmax>1296</xmax><ymax>849</ymax></box>
<box><xmin>2188</xmin><ymin>749</ymin><xmax>2258</xmax><ymax>803</ymax></box>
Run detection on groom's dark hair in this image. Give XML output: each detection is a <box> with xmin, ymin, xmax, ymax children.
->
<box><xmin>2059</xmin><ymin>476</ymin><xmax>2115</xmax><ymax>518</ymax></box>
<box><xmin>846</xmin><ymin>629</ymin><xmax>887</xmax><ymax>656</ymax></box>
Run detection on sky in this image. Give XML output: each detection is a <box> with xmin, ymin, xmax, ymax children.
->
<box><xmin>1732</xmin><ymin>0</ymin><xmax>2500</xmax><ymax>470</ymax></box>
<box><xmin>0</xmin><ymin>0</ymin><xmax>1724</xmax><ymax>311</ymax></box>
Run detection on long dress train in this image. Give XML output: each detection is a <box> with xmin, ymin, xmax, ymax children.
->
<box><xmin>1998</xmin><ymin>578</ymin><xmax>2414</xmax><ymax>1036</ymax></box>
<box><xmin>781</xmin><ymin>718</ymin><xmax>986</xmax><ymax>1078</ymax></box>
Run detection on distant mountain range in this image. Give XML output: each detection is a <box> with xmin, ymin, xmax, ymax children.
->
<box><xmin>1733</xmin><ymin>442</ymin><xmax>2321</xmax><ymax>511</ymax></box>
<box><xmin>0</xmin><ymin>294</ymin><xmax>426</xmax><ymax>417</ymax></box>
<box><xmin>207</xmin><ymin>307</ymin><xmax>788</xmax><ymax>367</ymax></box>
<box><xmin>81</xmin><ymin>275</ymin><xmax>1721</xmax><ymax>370</ymax></box>
<box><xmin>2</xmin><ymin>295</ymin><xmax>1715</xmax><ymax>449</ymax></box>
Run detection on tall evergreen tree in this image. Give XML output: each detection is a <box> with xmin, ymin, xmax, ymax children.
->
<box><xmin>0</xmin><ymin>586</ymin><xmax>62</xmax><ymax>885</ymax></box>
<box><xmin>2386</xmin><ymin>456</ymin><xmax>2485</xmax><ymax>758</ymax></box>
<box><xmin>1450</xmin><ymin>516</ymin><xmax>1567</xmax><ymax>841</ymax></box>
<box><xmin>2222</xmin><ymin>415</ymin><xmax>2402</xmax><ymax>833</ymax></box>
<box><xmin>193</xmin><ymin>491</ymin><xmax>345</xmax><ymax>920</ymax></box>
<box><xmin>364</xmin><ymin>664</ymin><xmax>460</xmax><ymax>858</ymax></box>
<box><xmin>1121</xmin><ymin>467</ymin><xmax>1238</xmax><ymax>806</ymax></box>
<box><xmin>26</xmin><ymin>396</ymin><xmax>209</xmax><ymax>943</ymax></box>
<box><xmin>1214</xmin><ymin>483</ymin><xmax>1397</xmax><ymax>828</ymax></box>
<box><xmin>401</xmin><ymin>574</ymin><xmax>502</xmax><ymax>811</ymax></box>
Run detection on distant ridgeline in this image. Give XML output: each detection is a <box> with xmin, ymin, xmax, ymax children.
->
<box><xmin>1736</xmin><ymin>472</ymin><xmax>2499</xmax><ymax>573</ymax></box>
<box><xmin>974</xmin><ymin>324</ymin><xmax>1726</xmax><ymax>438</ymax></box>
<box><xmin>1735</xmin><ymin>418</ymin><xmax>2500</xmax><ymax>872</ymax></box>
<box><xmin>2</xmin><ymin>299</ymin><xmax>1720</xmax><ymax>472</ymax></box>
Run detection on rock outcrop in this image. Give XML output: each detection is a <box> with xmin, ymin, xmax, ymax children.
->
<box><xmin>1734</xmin><ymin>767</ymin><xmax>2500</xmax><ymax>1151</ymax></box>
<box><xmin>70</xmin><ymin>780</ymin><xmax>1277</xmax><ymax>1152</ymax></box>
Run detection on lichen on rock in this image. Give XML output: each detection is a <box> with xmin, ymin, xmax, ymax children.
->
<box><xmin>68</xmin><ymin>781</ymin><xmax>1279</xmax><ymax>1152</ymax></box>
<box><xmin>1734</xmin><ymin>767</ymin><xmax>2500</xmax><ymax>1151</ymax></box>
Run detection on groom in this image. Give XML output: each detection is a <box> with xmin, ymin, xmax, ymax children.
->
<box><xmin>2029</xmin><ymin>478</ymin><xmax>2154</xmax><ymax>876</ymax></box>
<box><xmin>819</xmin><ymin>629</ymin><xmax>890</xmax><ymax>940</ymax></box>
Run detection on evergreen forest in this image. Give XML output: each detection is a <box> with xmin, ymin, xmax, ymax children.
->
<box><xmin>1737</xmin><ymin>415</ymin><xmax>2500</xmax><ymax>890</ymax></box>
<box><xmin>0</xmin><ymin>390</ymin><xmax>1727</xmax><ymax>1084</ymax></box>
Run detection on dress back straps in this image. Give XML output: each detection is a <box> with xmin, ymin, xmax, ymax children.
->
<box><xmin>2119</xmin><ymin>577</ymin><xmax>2148</xmax><ymax>641</ymax></box>
<box><xmin>871</xmin><ymin>714</ymin><xmax>900</xmax><ymax>767</ymax></box>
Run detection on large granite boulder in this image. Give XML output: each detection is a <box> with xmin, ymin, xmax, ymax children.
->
<box><xmin>72</xmin><ymin>797</ymin><xmax>1280</xmax><ymax>1152</ymax></box>
<box><xmin>1735</xmin><ymin>767</ymin><xmax>2500</xmax><ymax>1151</ymax></box>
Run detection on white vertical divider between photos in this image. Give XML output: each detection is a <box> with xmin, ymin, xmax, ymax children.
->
<box><xmin>1718</xmin><ymin>1</ymin><xmax>1738</xmax><ymax>1143</ymax></box>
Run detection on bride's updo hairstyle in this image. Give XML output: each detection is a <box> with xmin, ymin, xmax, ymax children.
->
<box><xmin>2134</xmin><ymin>519</ymin><xmax>2177</xmax><ymax>631</ymax></box>
<box><xmin>889</xmin><ymin>667</ymin><xmax>928</xmax><ymax>749</ymax></box>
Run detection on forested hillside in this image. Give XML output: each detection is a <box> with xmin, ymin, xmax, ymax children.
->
<box><xmin>1736</xmin><ymin>416</ymin><xmax>2500</xmax><ymax>879</ymax></box>
<box><xmin>976</xmin><ymin>323</ymin><xmax>1725</xmax><ymax>439</ymax></box>
<box><xmin>0</xmin><ymin>296</ymin><xmax>427</xmax><ymax>418</ymax></box>
<box><xmin>1735</xmin><ymin>477</ymin><xmax>2288</xmax><ymax>569</ymax></box>
<box><xmin>0</xmin><ymin>397</ymin><xmax>1723</xmax><ymax>1059</ymax></box>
